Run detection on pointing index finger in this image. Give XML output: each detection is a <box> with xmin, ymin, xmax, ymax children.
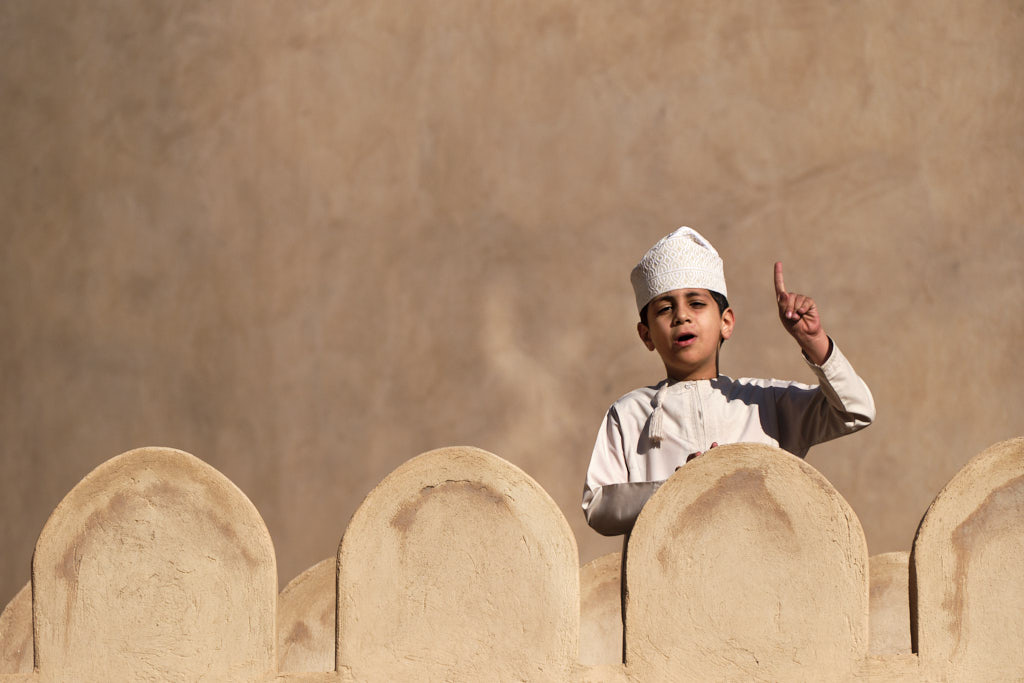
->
<box><xmin>774</xmin><ymin>261</ymin><xmax>786</xmax><ymax>298</ymax></box>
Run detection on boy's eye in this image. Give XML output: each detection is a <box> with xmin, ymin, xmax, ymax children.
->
<box><xmin>657</xmin><ymin>305</ymin><xmax>671</xmax><ymax>314</ymax></box>
<box><xmin>692</xmin><ymin>301</ymin><xmax>705</xmax><ymax>308</ymax></box>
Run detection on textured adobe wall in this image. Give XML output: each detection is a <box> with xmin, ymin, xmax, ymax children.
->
<box><xmin>277</xmin><ymin>557</ymin><xmax>335</xmax><ymax>674</ymax></box>
<box><xmin>0</xmin><ymin>582</ymin><xmax>31</xmax><ymax>675</ymax></box>
<box><xmin>1</xmin><ymin>1</ymin><xmax>1022</xmax><ymax>607</ymax></box>
<box><xmin>30</xmin><ymin>447</ymin><xmax>277</xmax><ymax>681</ymax></box>
<box><xmin>911</xmin><ymin>437</ymin><xmax>1024</xmax><ymax>681</ymax></box>
<box><xmin>870</xmin><ymin>551</ymin><xmax>911</xmax><ymax>656</ymax></box>
<box><xmin>1</xmin><ymin>440</ymin><xmax>1023</xmax><ymax>680</ymax></box>
<box><xmin>579</xmin><ymin>552</ymin><xmax>623</xmax><ymax>667</ymax></box>
<box><xmin>336</xmin><ymin>446</ymin><xmax>579</xmax><ymax>681</ymax></box>
<box><xmin>625</xmin><ymin>443</ymin><xmax>868</xmax><ymax>680</ymax></box>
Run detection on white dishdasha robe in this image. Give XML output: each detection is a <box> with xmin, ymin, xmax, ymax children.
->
<box><xmin>582</xmin><ymin>341</ymin><xmax>875</xmax><ymax>536</ymax></box>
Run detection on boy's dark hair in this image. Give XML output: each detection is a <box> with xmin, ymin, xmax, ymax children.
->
<box><xmin>639</xmin><ymin>290</ymin><xmax>730</xmax><ymax>327</ymax></box>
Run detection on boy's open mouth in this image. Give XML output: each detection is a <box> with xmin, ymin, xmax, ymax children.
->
<box><xmin>675</xmin><ymin>333</ymin><xmax>696</xmax><ymax>345</ymax></box>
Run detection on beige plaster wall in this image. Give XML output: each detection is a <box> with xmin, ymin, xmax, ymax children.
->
<box><xmin>870</xmin><ymin>551</ymin><xmax>911</xmax><ymax>656</ymax></box>
<box><xmin>625</xmin><ymin>443</ymin><xmax>868</xmax><ymax>680</ymax></box>
<box><xmin>277</xmin><ymin>558</ymin><xmax>335</xmax><ymax>674</ymax></box>
<box><xmin>336</xmin><ymin>446</ymin><xmax>579</xmax><ymax>680</ymax></box>
<box><xmin>579</xmin><ymin>552</ymin><xmax>623</xmax><ymax>667</ymax></box>
<box><xmin>1</xmin><ymin>440</ymin><xmax>1022</xmax><ymax>680</ymax></box>
<box><xmin>912</xmin><ymin>437</ymin><xmax>1024</xmax><ymax>681</ymax></box>
<box><xmin>0</xmin><ymin>582</ymin><xmax>31</xmax><ymax>675</ymax></box>
<box><xmin>1</xmin><ymin>1</ymin><xmax>1022</xmax><ymax>607</ymax></box>
<box><xmin>30</xmin><ymin>447</ymin><xmax>277</xmax><ymax>681</ymax></box>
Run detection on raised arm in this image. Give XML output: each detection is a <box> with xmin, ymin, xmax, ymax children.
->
<box><xmin>774</xmin><ymin>262</ymin><xmax>831</xmax><ymax>365</ymax></box>
<box><xmin>772</xmin><ymin>262</ymin><xmax>875</xmax><ymax>451</ymax></box>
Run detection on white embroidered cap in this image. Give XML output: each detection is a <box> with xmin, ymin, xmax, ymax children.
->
<box><xmin>630</xmin><ymin>226</ymin><xmax>727</xmax><ymax>312</ymax></box>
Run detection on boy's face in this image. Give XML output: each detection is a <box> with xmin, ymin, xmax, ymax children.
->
<box><xmin>637</xmin><ymin>288</ymin><xmax>734</xmax><ymax>382</ymax></box>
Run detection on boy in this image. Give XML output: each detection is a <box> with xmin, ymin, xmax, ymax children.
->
<box><xmin>582</xmin><ymin>226</ymin><xmax>875</xmax><ymax>536</ymax></box>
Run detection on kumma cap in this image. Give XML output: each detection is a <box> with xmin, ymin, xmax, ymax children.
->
<box><xmin>630</xmin><ymin>226</ymin><xmax>728</xmax><ymax>312</ymax></box>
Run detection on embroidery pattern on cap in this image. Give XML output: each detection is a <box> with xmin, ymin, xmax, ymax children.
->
<box><xmin>630</xmin><ymin>227</ymin><xmax>727</xmax><ymax>312</ymax></box>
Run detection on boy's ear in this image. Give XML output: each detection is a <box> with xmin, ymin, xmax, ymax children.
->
<box><xmin>637</xmin><ymin>321</ymin><xmax>656</xmax><ymax>351</ymax></box>
<box><xmin>720</xmin><ymin>307</ymin><xmax>735</xmax><ymax>341</ymax></box>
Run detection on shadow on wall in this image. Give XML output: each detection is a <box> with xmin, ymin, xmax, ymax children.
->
<box><xmin>0</xmin><ymin>439</ymin><xmax>1022</xmax><ymax>681</ymax></box>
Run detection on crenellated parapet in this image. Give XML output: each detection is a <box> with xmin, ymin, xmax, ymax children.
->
<box><xmin>624</xmin><ymin>443</ymin><xmax>868</xmax><ymax>680</ymax></box>
<box><xmin>335</xmin><ymin>446</ymin><xmax>579</xmax><ymax>680</ymax></box>
<box><xmin>1</xmin><ymin>439</ymin><xmax>1022</xmax><ymax>681</ymax></box>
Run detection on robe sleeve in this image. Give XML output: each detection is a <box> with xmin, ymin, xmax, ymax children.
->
<box><xmin>774</xmin><ymin>340</ymin><xmax>876</xmax><ymax>456</ymax></box>
<box><xmin>582</xmin><ymin>406</ymin><xmax>664</xmax><ymax>536</ymax></box>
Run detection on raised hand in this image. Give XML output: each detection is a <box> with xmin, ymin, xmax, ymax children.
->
<box><xmin>774</xmin><ymin>262</ymin><xmax>830</xmax><ymax>365</ymax></box>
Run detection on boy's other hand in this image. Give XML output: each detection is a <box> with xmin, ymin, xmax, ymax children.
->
<box><xmin>682</xmin><ymin>442</ymin><xmax>718</xmax><ymax>466</ymax></box>
<box><xmin>774</xmin><ymin>262</ymin><xmax>830</xmax><ymax>365</ymax></box>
